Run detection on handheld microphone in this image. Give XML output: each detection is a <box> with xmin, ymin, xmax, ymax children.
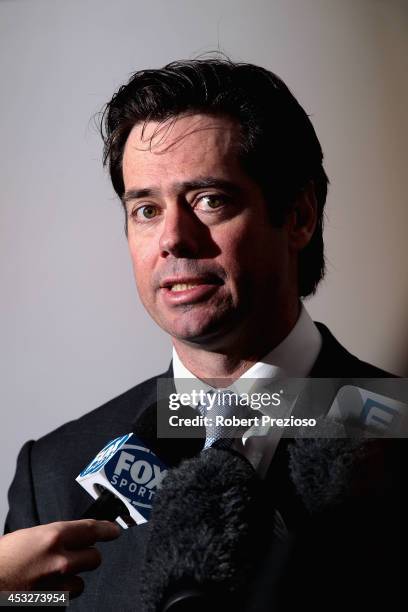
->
<box><xmin>140</xmin><ymin>444</ymin><xmax>291</xmax><ymax>612</ymax></box>
<box><xmin>288</xmin><ymin>416</ymin><xmax>390</xmax><ymax>514</ymax></box>
<box><xmin>227</xmin><ymin>417</ymin><xmax>392</xmax><ymax>612</ymax></box>
<box><xmin>77</xmin><ymin>403</ymin><xmax>205</xmax><ymax>527</ymax></box>
<box><xmin>285</xmin><ymin>380</ymin><xmax>407</xmax><ymax>516</ymax></box>
<box><xmin>140</xmin><ymin>447</ymin><xmax>259</xmax><ymax>612</ymax></box>
<box><xmin>279</xmin><ymin>414</ymin><xmax>404</xmax><ymax>611</ymax></box>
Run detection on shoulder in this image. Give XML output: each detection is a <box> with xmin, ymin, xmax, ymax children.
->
<box><xmin>39</xmin><ymin>370</ymin><xmax>167</xmax><ymax>445</ymax></box>
<box><xmin>311</xmin><ymin>322</ymin><xmax>397</xmax><ymax>378</ymax></box>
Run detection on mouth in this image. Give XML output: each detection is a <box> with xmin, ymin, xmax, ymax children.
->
<box><xmin>160</xmin><ymin>276</ymin><xmax>223</xmax><ymax>292</ymax></box>
<box><xmin>159</xmin><ymin>275</ymin><xmax>223</xmax><ymax>305</ymax></box>
<box><xmin>170</xmin><ymin>283</ymin><xmax>200</xmax><ymax>292</ymax></box>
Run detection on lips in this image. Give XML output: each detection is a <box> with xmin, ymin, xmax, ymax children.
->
<box><xmin>159</xmin><ymin>275</ymin><xmax>223</xmax><ymax>305</ymax></box>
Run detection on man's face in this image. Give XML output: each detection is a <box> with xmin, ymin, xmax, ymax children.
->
<box><xmin>122</xmin><ymin>114</ymin><xmax>295</xmax><ymax>348</ymax></box>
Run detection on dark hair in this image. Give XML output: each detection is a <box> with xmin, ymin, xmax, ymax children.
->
<box><xmin>100</xmin><ymin>57</ymin><xmax>328</xmax><ymax>297</ymax></box>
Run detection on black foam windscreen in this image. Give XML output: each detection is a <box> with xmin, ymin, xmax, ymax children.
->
<box><xmin>288</xmin><ymin>417</ymin><xmax>388</xmax><ymax>514</ymax></box>
<box><xmin>140</xmin><ymin>447</ymin><xmax>261</xmax><ymax>612</ymax></box>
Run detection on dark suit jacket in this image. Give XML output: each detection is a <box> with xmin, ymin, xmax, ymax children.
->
<box><xmin>4</xmin><ymin>324</ymin><xmax>401</xmax><ymax>610</ymax></box>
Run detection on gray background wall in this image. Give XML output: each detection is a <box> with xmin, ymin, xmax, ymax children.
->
<box><xmin>1</xmin><ymin>0</ymin><xmax>407</xmax><ymax>526</ymax></box>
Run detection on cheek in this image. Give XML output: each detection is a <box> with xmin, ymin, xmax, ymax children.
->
<box><xmin>128</xmin><ymin>241</ymin><xmax>155</xmax><ymax>296</ymax></box>
<box><xmin>219</xmin><ymin>221</ymin><xmax>288</xmax><ymax>286</ymax></box>
<box><xmin>212</xmin><ymin>229</ymin><xmax>257</xmax><ymax>298</ymax></box>
<box><xmin>215</xmin><ymin>218</ymin><xmax>264</xmax><ymax>268</ymax></box>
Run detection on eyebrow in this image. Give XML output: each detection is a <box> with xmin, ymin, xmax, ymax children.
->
<box><xmin>122</xmin><ymin>177</ymin><xmax>241</xmax><ymax>206</ymax></box>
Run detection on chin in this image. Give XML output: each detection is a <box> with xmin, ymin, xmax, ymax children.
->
<box><xmin>166</xmin><ymin>314</ymin><xmax>240</xmax><ymax>347</ymax></box>
<box><xmin>169</xmin><ymin>324</ymin><xmax>217</xmax><ymax>343</ymax></box>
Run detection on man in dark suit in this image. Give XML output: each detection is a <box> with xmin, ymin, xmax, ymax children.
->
<box><xmin>4</xmin><ymin>59</ymin><xmax>398</xmax><ymax>609</ymax></box>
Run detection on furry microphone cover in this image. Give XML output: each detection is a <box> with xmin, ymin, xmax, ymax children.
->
<box><xmin>139</xmin><ymin>448</ymin><xmax>263</xmax><ymax>612</ymax></box>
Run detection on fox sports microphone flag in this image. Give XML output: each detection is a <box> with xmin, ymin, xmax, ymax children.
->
<box><xmin>76</xmin><ymin>432</ymin><xmax>169</xmax><ymax>528</ymax></box>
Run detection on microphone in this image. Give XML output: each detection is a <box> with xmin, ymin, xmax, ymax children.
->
<box><xmin>232</xmin><ymin>418</ymin><xmax>392</xmax><ymax>612</ymax></box>
<box><xmin>288</xmin><ymin>416</ymin><xmax>390</xmax><ymax>515</ymax></box>
<box><xmin>77</xmin><ymin>403</ymin><xmax>205</xmax><ymax>527</ymax></box>
<box><xmin>140</xmin><ymin>446</ymin><xmax>288</xmax><ymax>612</ymax></box>
<box><xmin>283</xmin><ymin>378</ymin><xmax>407</xmax><ymax>515</ymax></box>
<box><xmin>278</xmin><ymin>415</ymin><xmax>400</xmax><ymax>610</ymax></box>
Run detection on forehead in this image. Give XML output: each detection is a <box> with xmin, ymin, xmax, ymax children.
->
<box><xmin>122</xmin><ymin>114</ymin><xmax>242</xmax><ymax>186</ymax></box>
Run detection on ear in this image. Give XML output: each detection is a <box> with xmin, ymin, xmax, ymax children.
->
<box><xmin>286</xmin><ymin>182</ymin><xmax>318</xmax><ymax>251</ymax></box>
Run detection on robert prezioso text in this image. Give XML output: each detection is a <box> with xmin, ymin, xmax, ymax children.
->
<box><xmin>168</xmin><ymin>414</ymin><xmax>316</xmax><ymax>428</ymax></box>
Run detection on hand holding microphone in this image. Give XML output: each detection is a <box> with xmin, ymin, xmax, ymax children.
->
<box><xmin>0</xmin><ymin>519</ymin><xmax>120</xmax><ymax>596</ymax></box>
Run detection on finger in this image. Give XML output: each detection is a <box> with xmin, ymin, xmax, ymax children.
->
<box><xmin>54</xmin><ymin>547</ymin><xmax>102</xmax><ymax>575</ymax></box>
<box><xmin>92</xmin><ymin>520</ymin><xmax>122</xmax><ymax>542</ymax></box>
<box><xmin>56</xmin><ymin>519</ymin><xmax>120</xmax><ymax>549</ymax></box>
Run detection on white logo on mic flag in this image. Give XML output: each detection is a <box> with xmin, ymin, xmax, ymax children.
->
<box><xmin>111</xmin><ymin>450</ymin><xmax>167</xmax><ymax>491</ymax></box>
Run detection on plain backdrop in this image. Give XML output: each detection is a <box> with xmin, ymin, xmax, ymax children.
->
<box><xmin>1</xmin><ymin>0</ymin><xmax>407</xmax><ymax>526</ymax></box>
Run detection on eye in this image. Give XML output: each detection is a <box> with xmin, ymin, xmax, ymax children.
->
<box><xmin>131</xmin><ymin>204</ymin><xmax>160</xmax><ymax>222</ymax></box>
<box><xmin>195</xmin><ymin>194</ymin><xmax>228</xmax><ymax>211</ymax></box>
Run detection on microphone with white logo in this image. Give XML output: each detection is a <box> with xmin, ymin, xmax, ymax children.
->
<box><xmin>77</xmin><ymin>403</ymin><xmax>205</xmax><ymax>528</ymax></box>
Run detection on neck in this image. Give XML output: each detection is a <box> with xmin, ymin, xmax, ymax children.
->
<box><xmin>172</xmin><ymin>301</ymin><xmax>300</xmax><ymax>383</ymax></box>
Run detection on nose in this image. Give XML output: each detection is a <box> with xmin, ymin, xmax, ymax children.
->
<box><xmin>159</xmin><ymin>205</ymin><xmax>202</xmax><ymax>258</ymax></box>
